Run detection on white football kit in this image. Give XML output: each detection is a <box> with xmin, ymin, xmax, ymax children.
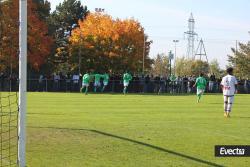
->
<box><xmin>221</xmin><ymin>75</ymin><xmax>238</xmax><ymax>112</ymax></box>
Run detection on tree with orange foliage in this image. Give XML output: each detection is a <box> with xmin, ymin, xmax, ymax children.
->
<box><xmin>70</xmin><ymin>12</ymin><xmax>152</xmax><ymax>73</ymax></box>
<box><xmin>0</xmin><ymin>0</ymin><xmax>53</xmax><ymax>72</ymax></box>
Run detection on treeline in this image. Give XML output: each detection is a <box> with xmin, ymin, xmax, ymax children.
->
<box><xmin>151</xmin><ymin>48</ymin><xmax>250</xmax><ymax>79</ymax></box>
<box><xmin>0</xmin><ymin>0</ymin><xmax>249</xmax><ymax>78</ymax></box>
<box><xmin>151</xmin><ymin>53</ymin><xmax>222</xmax><ymax>78</ymax></box>
<box><xmin>0</xmin><ymin>0</ymin><xmax>152</xmax><ymax>76</ymax></box>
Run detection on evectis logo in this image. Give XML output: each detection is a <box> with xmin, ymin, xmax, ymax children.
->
<box><xmin>215</xmin><ymin>145</ymin><xmax>250</xmax><ymax>157</ymax></box>
<box><xmin>220</xmin><ymin>147</ymin><xmax>245</xmax><ymax>155</ymax></box>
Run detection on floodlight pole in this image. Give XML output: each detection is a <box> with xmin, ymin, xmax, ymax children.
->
<box><xmin>18</xmin><ymin>0</ymin><xmax>27</xmax><ymax>167</ymax></box>
<box><xmin>173</xmin><ymin>40</ymin><xmax>179</xmax><ymax>75</ymax></box>
<box><xmin>168</xmin><ymin>51</ymin><xmax>173</xmax><ymax>76</ymax></box>
<box><xmin>142</xmin><ymin>35</ymin><xmax>145</xmax><ymax>75</ymax></box>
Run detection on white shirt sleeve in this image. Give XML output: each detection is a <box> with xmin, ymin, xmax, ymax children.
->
<box><xmin>220</xmin><ymin>77</ymin><xmax>225</xmax><ymax>86</ymax></box>
<box><xmin>234</xmin><ymin>77</ymin><xmax>238</xmax><ymax>85</ymax></box>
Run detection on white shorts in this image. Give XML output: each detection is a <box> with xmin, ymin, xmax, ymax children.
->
<box><xmin>224</xmin><ymin>95</ymin><xmax>234</xmax><ymax>104</ymax></box>
<box><xmin>94</xmin><ymin>81</ymin><xmax>101</xmax><ymax>87</ymax></box>
<box><xmin>103</xmin><ymin>81</ymin><xmax>108</xmax><ymax>86</ymax></box>
<box><xmin>124</xmin><ymin>82</ymin><xmax>129</xmax><ymax>87</ymax></box>
<box><xmin>197</xmin><ymin>88</ymin><xmax>205</xmax><ymax>95</ymax></box>
<box><xmin>209</xmin><ymin>81</ymin><xmax>214</xmax><ymax>85</ymax></box>
<box><xmin>82</xmin><ymin>83</ymin><xmax>89</xmax><ymax>87</ymax></box>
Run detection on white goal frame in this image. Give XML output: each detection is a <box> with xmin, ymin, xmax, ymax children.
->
<box><xmin>18</xmin><ymin>0</ymin><xmax>27</xmax><ymax>167</ymax></box>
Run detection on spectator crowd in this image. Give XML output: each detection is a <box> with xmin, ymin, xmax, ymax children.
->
<box><xmin>0</xmin><ymin>72</ymin><xmax>250</xmax><ymax>94</ymax></box>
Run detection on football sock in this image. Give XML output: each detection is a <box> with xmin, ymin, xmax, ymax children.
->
<box><xmin>227</xmin><ymin>103</ymin><xmax>232</xmax><ymax>113</ymax></box>
<box><xmin>123</xmin><ymin>87</ymin><xmax>127</xmax><ymax>94</ymax></box>
<box><xmin>197</xmin><ymin>94</ymin><xmax>201</xmax><ymax>102</ymax></box>
<box><xmin>224</xmin><ymin>101</ymin><xmax>228</xmax><ymax>112</ymax></box>
<box><xmin>102</xmin><ymin>86</ymin><xmax>105</xmax><ymax>92</ymax></box>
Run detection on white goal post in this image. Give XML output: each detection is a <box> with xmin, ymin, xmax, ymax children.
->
<box><xmin>18</xmin><ymin>0</ymin><xmax>27</xmax><ymax>167</ymax></box>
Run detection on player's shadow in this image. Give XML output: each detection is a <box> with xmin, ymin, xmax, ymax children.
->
<box><xmin>90</xmin><ymin>129</ymin><xmax>224</xmax><ymax>167</ymax></box>
<box><xmin>29</xmin><ymin>126</ymin><xmax>224</xmax><ymax>167</ymax></box>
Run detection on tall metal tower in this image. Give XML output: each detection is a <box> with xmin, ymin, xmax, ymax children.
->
<box><xmin>184</xmin><ymin>13</ymin><xmax>198</xmax><ymax>59</ymax></box>
<box><xmin>195</xmin><ymin>39</ymin><xmax>208</xmax><ymax>62</ymax></box>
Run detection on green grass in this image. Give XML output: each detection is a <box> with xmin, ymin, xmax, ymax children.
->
<box><xmin>26</xmin><ymin>93</ymin><xmax>250</xmax><ymax>167</ymax></box>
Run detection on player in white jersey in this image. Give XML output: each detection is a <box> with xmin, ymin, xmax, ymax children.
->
<box><xmin>220</xmin><ymin>67</ymin><xmax>238</xmax><ymax>118</ymax></box>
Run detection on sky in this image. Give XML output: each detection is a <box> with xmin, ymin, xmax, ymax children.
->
<box><xmin>49</xmin><ymin>0</ymin><xmax>250</xmax><ymax>69</ymax></box>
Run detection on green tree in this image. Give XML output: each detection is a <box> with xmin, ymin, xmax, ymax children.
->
<box><xmin>175</xmin><ymin>57</ymin><xmax>192</xmax><ymax>76</ymax></box>
<box><xmin>49</xmin><ymin>0</ymin><xmax>88</xmax><ymax>33</ymax></box>
<box><xmin>48</xmin><ymin>0</ymin><xmax>88</xmax><ymax>72</ymax></box>
<box><xmin>228</xmin><ymin>42</ymin><xmax>250</xmax><ymax>78</ymax></box>
<box><xmin>209</xmin><ymin>59</ymin><xmax>222</xmax><ymax>77</ymax></box>
<box><xmin>191</xmin><ymin>60</ymin><xmax>209</xmax><ymax>76</ymax></box>
<box><xmin>151</xmin><ymin>53</ymin><xmax>169</xmax><ymax>76</ymax></box>
<box><xmin>175</xmin><ymin>57</ymin><xmax>209</xmax><ymax>76</ymax></box>
<box><xmin>33</xmin><ymin>0</ymin><xmax>51</xmax><ymax>20</ymax></box>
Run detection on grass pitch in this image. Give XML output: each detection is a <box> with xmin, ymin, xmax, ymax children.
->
<box><xmin>26</xmin><ymin>93</ymin><xmax>250</xmax><ymax>167</ymax></box>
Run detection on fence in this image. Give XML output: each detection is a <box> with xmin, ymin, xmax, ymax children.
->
<box><xmin>0</xmin><ymin>78</ymin><xmax>250</xmax><ymax>94</ymax></box>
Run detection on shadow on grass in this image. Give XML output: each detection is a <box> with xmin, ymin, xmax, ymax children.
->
<box><xmin>29</xmin><ymin>126</ymin><xmax>224</xmax><ymax>167</ymax></box>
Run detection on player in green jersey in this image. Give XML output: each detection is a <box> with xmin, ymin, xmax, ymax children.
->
<box><xmin>123</xmin><ymin>71</ymin><xmax>132</xmax><ymax>94</ymax></box>
<box><xmin>102</xmin><ymin>72</ymin><xmax>109</xmax><ymax>92</ymax></box>
<box><xmin>193</xmin><ymin>73</ymin><xmax>207</xmax><ymax>103</ymax></box>
<box><xmin>81</xmin><ymin>72</ymin><xmax>90</xmax><ymax>95</ymax></box>
<box><xmin>93</xmin><ymin>73</ymin><xmax>102</xmax><ymax>92</ymax></box>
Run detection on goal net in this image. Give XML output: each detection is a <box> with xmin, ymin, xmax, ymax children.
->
<box><xmin>0</xmin><ymin>92</ymin><xmax>18</xmax><ymax>167</ymax></box>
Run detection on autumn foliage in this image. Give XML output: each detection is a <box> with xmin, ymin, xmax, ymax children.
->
<box><xmin>70</xmin><ymin>12</ymin><xmax>152</xmax><ymax>73</ymax></box>
<box><xmin>0</xmin><ymin>0</ymin><xmax>53</xmax><ymax>71</ymax></box>
<box><xmin>1</xmin><ymin>3</ymin><xmax>152</xmax><ymax>74</ymax></box>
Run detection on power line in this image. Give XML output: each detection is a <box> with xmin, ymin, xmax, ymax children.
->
<box><xmin>147</xmin><ymin>36</ymin><xmax>248</xmax><ymax>43</ymax></box>
<box><xmin>145</xmin><ymin>25</ymin><xmax>249</xmax><ymax>33</ymax></box>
